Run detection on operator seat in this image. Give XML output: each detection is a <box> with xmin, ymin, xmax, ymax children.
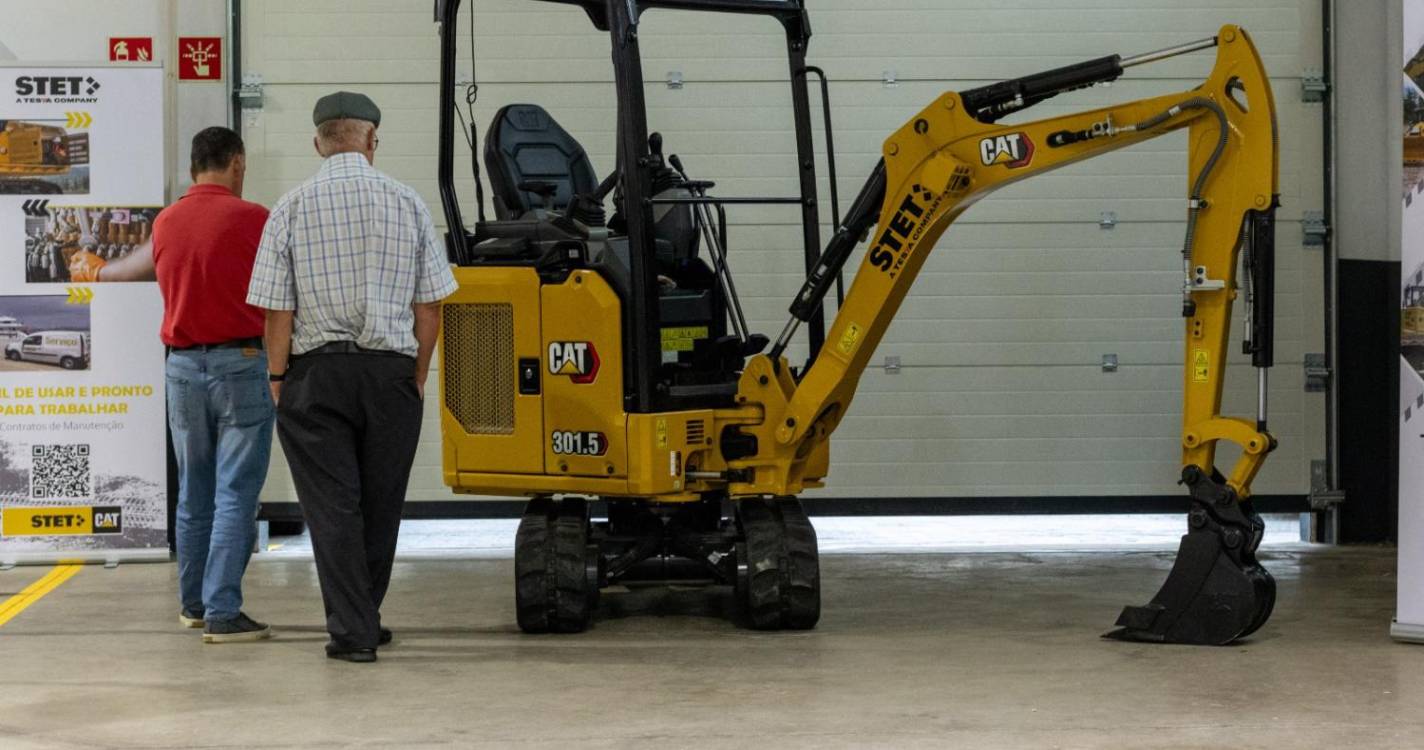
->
<box><xmin>484</xmin><ymin>103</ymin><xmax>599</xmax><ymax>219</ymax></box>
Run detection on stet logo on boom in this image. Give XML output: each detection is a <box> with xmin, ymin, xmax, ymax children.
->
<box><xmin>548</xmin><ymin>341</ymin><xmax>600</xmax><ymax>384</ymax></box>
<box><xmin>979</xmin><ymin>132</ymin><xmax>1034</xmax><ymax>169</ymax></box>
<box><xmin>868</xmin><ymin>184</ymin><xmax>937</xmax><ymax>279</ymax></box>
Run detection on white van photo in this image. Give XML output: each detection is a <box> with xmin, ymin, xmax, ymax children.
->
<box><xmin>4</xmin><ymin>330</ymin><xmax>90</xmax><ymax>370</ymax></box>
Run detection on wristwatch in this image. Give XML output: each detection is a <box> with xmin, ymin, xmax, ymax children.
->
<box><xmin>269</xmin><ymin>372</ymin><xmax>286</xmax><ymax>382</ymax></box>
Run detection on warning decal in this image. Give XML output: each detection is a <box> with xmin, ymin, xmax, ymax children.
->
<box><xmin>1192</xmin><ymin>349</ymin><xmax>1211</xmax><ymax>382</ymax></box>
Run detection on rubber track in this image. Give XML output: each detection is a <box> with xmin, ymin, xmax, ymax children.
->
<box><xmin>740</xmin><ymin>498</ymin><xmax>820</xmax><ymax>630</ymax></box>
<box><xmin>515</xmin><ymin>497</ymin><xmax>592</xmax><ymax>633</ymax></box>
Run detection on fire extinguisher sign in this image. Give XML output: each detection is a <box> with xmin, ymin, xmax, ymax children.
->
<box><xmin>178</xmin><ymin>37</ymin><xmax>223</xmax><ymax>81</ymax></box>
<box><xmin>108</xmin><ymin>38</ymin><xmax>154</xmax><ymax>63</ymax></box>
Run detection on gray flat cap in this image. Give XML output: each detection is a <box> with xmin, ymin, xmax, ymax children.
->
<box><xmin>312</xmin><ymin>91</ymin><xmax>381</xmax><ymax>127</ymax></box>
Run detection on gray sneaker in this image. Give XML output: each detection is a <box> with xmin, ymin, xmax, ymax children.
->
<box><xmin>203</xmin><ymin>612</ymin><xmax>272</xmax><ymax>643</ymax></box>
<box><xmin>179</xmin><ymin>608</ymin><xmax>205</xmax><ymax>629</ymax></box>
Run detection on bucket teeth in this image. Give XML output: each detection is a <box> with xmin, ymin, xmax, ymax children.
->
<box><xmin>1104</xmin><ymin>470</ymin><xmax>1276</xmax><ymax>646</ymax></box>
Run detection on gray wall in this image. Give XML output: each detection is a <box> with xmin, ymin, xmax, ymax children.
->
<box><xmin>1334</xmin><ymin>0</ymin><xmax>1404</xmax><ymax>263</ymax></box>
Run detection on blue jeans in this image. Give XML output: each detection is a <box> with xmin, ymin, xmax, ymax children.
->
<box><xmin>166</xmin><ymin>347</ymin><xmax>275</xmax><ymax>622</ymax></box>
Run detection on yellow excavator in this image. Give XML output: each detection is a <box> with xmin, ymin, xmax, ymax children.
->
<box><xmin>0</xmin><ymin>120</ymin><xmax>88</xmax><ymax>193</ymax></box>
<box><xmin>435</xmin><ymin>0</ymin><xmax>1279</xmax><ymax>645</ymax></box>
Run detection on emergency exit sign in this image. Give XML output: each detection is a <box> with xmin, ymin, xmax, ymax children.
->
<box><xmin>108</xmin><ymin>37</ymin><xmax>154</xmax><ymax>63</ymax></box>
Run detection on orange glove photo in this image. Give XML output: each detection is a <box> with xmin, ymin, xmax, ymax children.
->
<box><xmin>67</xmin><ymin>250</ymin><xmax>107</xmax><ymax>283</ymax></box>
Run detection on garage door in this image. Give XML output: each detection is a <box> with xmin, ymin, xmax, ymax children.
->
<box><xmin>240</xmin><ymin>0</ymin><xmax>1325</xmax><ymax>504</ymax></box>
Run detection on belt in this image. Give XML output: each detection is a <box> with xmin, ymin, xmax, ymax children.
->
<box><xmin>294</xmin><ymin>341</ymin><xmax>414</xmax><ymax>360</ymax></box>
<box><xmin>169</xmin><ymin>336</ymin><xmax>264</xmax><ymax>353</ymax></box>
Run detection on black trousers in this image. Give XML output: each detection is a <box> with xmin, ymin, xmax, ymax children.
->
<box><xmin>276</xmin><ymin>352</ymin><xmax>423</xmax><ymax>649</ymax></box>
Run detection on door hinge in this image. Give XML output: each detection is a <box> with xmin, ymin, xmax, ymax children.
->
<box><xmin>1304</xmin><ymin>353</ymin><xmax>1331</xmax><ymax>392</ymax></box>
<box><xmin>1302</xmin><ymin>211</ymin><xmax>1328</xmax><ymax>246</ymax></box>
<box><xmin>882</xmin><ymin>355</ymin><xmax>901</xmax><ymax>374</ymax></box>
<box><xmin>1301</xmin><ymin>71</ymin><xmax>1329</xmax><ymax>103</ymax></box>
<box><xmin>236</xmin><ymin>73</ymin><xmax>264</xmax><ymax>110</ymax></box>
<box><xmin>1308</xmin><ymin>459</ymin><xmax>1345</xmax><ymax>510</ymax></box>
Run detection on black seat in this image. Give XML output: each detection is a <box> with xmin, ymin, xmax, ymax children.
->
<box><xmin>484</xmin><ymin>104</ymin><xmax>599</xmax><ymax>219</ymax></box>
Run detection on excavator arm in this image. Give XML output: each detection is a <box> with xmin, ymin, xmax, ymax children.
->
<box><xmin>727</xmin><ymin>26</ymin><xmax>1279</xmax><ymax>644</ymax></box>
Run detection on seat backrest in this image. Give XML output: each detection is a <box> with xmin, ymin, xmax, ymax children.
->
<box><xmin>483</xmin><ymin>104</ymin><xmax>598</xmax><ymax>220</ymax></box>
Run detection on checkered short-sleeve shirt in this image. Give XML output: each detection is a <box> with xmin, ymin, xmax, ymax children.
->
<box><xmin>246</xmin><ymin>152</ymin><xmax>458</xmax><ymax>357</ymax></box>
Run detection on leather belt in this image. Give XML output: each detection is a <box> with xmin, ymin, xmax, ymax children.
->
<box><xmin>296</xmin><ymin>341</ymin><xmax>413</xmax><ymax>360</ymax></box>
<box><xmin>170</xmin><ymin>336</ymin><xmax>264</xmax><ymax>352</ymax></box>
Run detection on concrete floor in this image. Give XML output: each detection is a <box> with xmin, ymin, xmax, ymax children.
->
<box><xmin>0</xmin><ymin>539</ymin><xmax>1419</xmax><ymax>748</ymax></box>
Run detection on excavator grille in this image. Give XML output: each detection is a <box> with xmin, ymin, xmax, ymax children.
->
<box><xmin>442</xmin><ymin>303</ymin><xmax>515</xmax><ymax>435</ymax></box>
<box><xmin>685</xmin><ymin>419</ymin><xmax>706</xmax><ymax>446</ymax></box>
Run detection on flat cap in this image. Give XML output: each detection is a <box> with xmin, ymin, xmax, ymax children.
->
<box><xmin>312</xmin><ymin>91</ymin><xmax>381</xmax><ymax>127</ymax></box>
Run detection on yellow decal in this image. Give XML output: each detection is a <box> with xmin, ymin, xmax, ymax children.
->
<box><xmin>660</xmin><ymin>327</ymin><xmax>709</xmax><ymax>353</ymax></box>
<box><xmin>1192</xmin><ymin>349</ymin><xmax>1210</xmax><ymax>382</ymax></box>
<box><xmin>655</xmin><ymin>418</ymin><xmax>668</xmax><ymax>449</ymax></box>
<box><xmin>2</xmin><ymin>506</ymin><xmax>122</xmax><ymax>537</ymax></box>
<box><xmin>838</xmin><ymin>323</ymin><xmax>862</xmax><ymax>356</ymax></box>
<box><xmin>65</xmin><ymin>287</ymin><xmax>93</xmax><ymax>305</ymax></box>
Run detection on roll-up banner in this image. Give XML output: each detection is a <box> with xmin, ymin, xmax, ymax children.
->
<box><xmin>0</xmin><ymin>64</ymin><xmax>167</xmax><ymax>564</ymax></box>
<box><xmin>1401</xmin><ymin>2</ymin><xmax>1424</xmax><ymax>644</ymax></box>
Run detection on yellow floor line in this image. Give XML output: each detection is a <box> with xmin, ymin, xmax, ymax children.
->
<box><xmin>0</xmin><ymin>564</ymin><xmax>83</xmax><ymax>628</ymax></box>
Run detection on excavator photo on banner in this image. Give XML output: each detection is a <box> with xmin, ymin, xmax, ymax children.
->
<box><xmin>433</xmin><ymin>0</ymin><xmax>1280</xmax><ymax>645</ymax></box>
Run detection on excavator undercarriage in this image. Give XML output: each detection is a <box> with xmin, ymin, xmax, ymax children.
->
<box><xmin>434</xmin><ymin>0</ymin><xmax>1280</xmax><ymax>643</ymax></box>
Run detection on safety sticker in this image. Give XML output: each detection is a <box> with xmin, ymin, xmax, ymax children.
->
<box><xmin>1192</xmin><ymin>349</ymin><xmax>1210</xmax><ymax>382</ymax></box>
<box><xmin>656</xmin><ymin>418</ymin><xmax>669</xmax><ymax>449</ymax></box>
<box><xmin>838</xmin><ymin>323</ymin><xmax>863</xmax><ymax>356</ymax></box>
<box><xmin>661</xmin><ymin>326</ymin><xmax>709</xmax><ymax>352</ymax></box>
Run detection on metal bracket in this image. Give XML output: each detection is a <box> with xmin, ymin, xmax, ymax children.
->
<box><xmin>666</xmin><ymin>70</ymin><xmax>683</xmax><ymax>90</ymax></box>
<box><xmin>1308</xmin><ymin>458</ymin><xmax>1345</xmax><ymax>510</ymax></box>
<box><xmin>883</xmin><ymin>355</ymin><xmax>901</xmax><ymax>374</ymax></box>
<box><xmin>1192</xmin><ymin>265</ymin><xmax>1227</xmax><ymax>291</ymax></box>
<box><xmin>1099</xmin><ymin>211</ymin><xmax>1118</xmax><ymax>230</ymax></box>
<box><xmin>882</xmin><ymin>70</ymin><xmax>898</xmax><ymax>88</ymax></box>
<box><xmin>1101</xmin><ymin>353</ymin><xmax>1119</xmax><ymax>372</ymax></box>
<box><xmin>236</xmin><ymin>73</ymin><xmax>264</xmax><ymax>110</ymax></box>
<box><xmin>1302</xmin><ymin>211</ymin><xmax>1328</xmax><ymax>247</ymax></box>
<box><xmin>1304</xmin><ymin>353</ymin><xmax>1331</xmax><ymax>393</ymax></box>
<box><xmin>1300</xmin><ymin>71</ymin><xmax>1329</xmax><ymax>103</ymax></box>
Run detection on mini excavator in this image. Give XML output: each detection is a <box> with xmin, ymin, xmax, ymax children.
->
<box><xmin>434</xmin><ymin>0</ymin><xmax>1279</xmax><ymax>644</ymax></box>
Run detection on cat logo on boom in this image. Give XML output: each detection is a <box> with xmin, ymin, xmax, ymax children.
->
<box><xmin>979</xmin><ymin>132</ymin><xmax>1035</xmax><ymax>169</ymax></box>
<box><xmin>547</xmin><ymin>341</ymin><xmax>600</xmax><ymax>384</ymax></box>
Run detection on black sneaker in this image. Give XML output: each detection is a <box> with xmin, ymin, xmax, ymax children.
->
<box><xmin>179</xmin><ymin>608</ymin><xmax>205</xmax><ymax>629</ymax></box>
<box><xmin>202</xmin><ymin>613</ymin><xmax>272</xmax><ymax>643</ymax></box>
<box><xmin>326</xmin><ymin>641</ymin><xmax>377</xmax><ymax>663</ymax></box>
<box><xmin>379</xmin><ymin>627</ymin><xmax>393</xmax><ymax>646</ymax></box>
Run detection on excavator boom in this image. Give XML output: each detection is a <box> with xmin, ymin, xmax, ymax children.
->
<box><xmin>735</xmin><ymin>26</ymin><xmax>1280</xmax><ymax>644</ymax></box>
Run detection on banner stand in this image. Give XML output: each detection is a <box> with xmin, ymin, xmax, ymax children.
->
<box><xmin>0</xmin><ymin>63</ymin><xmax>170</xmax><ymax>563</ymax></box>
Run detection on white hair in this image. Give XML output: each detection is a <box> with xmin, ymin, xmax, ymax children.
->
<box><xmin>316</xmin><ymin>118</ymin><xmax>375</xmax><ymax>154</ymax></box>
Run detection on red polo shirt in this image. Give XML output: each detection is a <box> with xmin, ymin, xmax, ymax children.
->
<box><xmin>153</xmin><ymin>183</ymin><xmax>269</xmax><ymax>348</ymax></box>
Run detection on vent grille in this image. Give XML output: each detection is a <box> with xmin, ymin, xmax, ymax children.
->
<box><xmin>685</xmin><ymin>419</ymin><xmax>706</xmax><ymax>446</ymax></box>
<box><xmin>443</xmin><ymin>303</ymin><xmax>515</xmax><ymax>435</ymax></box>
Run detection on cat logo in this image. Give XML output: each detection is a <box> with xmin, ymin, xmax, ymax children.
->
<box><xmin>979</xmin><ymin>132</ymin><xmax>1035</xmax><ymax>169</ymax></box>
<box><xmin>547</xmin><ymin>341</ymin><xmax>600</xmax><ymax>384</ymax></box>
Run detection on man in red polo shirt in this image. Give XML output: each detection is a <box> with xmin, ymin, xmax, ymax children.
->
<box><xmin>154</xmin><ymin>126</ymin><xmax>274</xmax><ymax>643</ymax></box>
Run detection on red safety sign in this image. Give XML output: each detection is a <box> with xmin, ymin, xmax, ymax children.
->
<box><xmin>178</xmin><ymin>37</ymin><xmax>223</xmax><ymax>81</ymax></box>
<box><xmin>108</xmin><ymin>37</ymin><xmax>154</xmax><ymax>63</ymax></box>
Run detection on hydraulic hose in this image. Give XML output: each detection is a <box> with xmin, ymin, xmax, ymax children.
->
<box><xmin>1123</xmin><ymin>97</ymin><xmax>1229</xmax><ymax>317</ymax></box>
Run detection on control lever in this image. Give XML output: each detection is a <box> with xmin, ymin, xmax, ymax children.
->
<box><xmin>667</xmin><ymin>152</ymin><xmax>751</xmax><ymax>346</ymax></box>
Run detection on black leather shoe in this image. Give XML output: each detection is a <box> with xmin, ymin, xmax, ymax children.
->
<box><xmin>379</xmin><ymin>627</ymin><xmax>393</xmax><ymax>646</ymax></box>
<box><xmin>325</xmin><ymin>642</ymin><xmax>377</xmax><ymax>663</ymax></box>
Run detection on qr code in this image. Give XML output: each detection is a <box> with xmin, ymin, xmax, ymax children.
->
<box><xmin>31</xmin><ymin>444</ymin><xmax>92</xmax><ymax>500</ymax></box>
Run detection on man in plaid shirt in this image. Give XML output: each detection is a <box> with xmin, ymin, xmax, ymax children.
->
<box><xmin>247</xmin><ymin>91</ymin><xmax>457</xmax><ymax>664</ymax></box>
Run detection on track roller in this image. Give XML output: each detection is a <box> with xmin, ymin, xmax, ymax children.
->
<box><xmin>1105</xmin><ymin>466</ymin><xmax>1276</xmax><ymax>645</ymax></box>
<box><xmin>515</xmin><ymin>496</ymin><xmax>599</xmax><ymax>634</ymax></box>
<box><xmin>735</xmin><ymin>497</ymin><xmax>821</xmax><ymax>630</ymax></box>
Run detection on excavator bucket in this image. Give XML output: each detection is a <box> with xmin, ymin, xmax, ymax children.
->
<box><xmin>1105</xmin><ymin>469</ymin><xmax>1277</xmax><ymax>645</ymax></box>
